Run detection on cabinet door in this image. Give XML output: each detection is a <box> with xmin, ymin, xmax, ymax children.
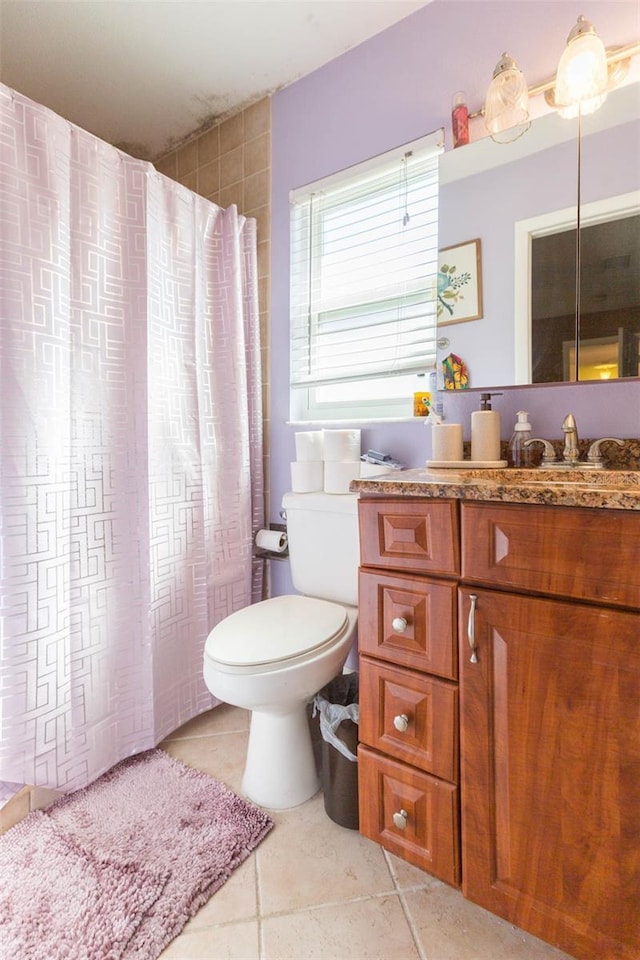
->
<box><xmin>459</xmin><ymin>587</ymin><xmax>640</xmax><ymax>960</ymax></box>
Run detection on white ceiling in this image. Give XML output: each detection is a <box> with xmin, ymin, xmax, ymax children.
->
<box><xmin>0</xmin><ymin>0</ymin><xmax>430</xmax><ymax>160</ymax></box>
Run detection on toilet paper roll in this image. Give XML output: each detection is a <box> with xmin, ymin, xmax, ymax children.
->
<box><xmin>294</xmin><ymin>430</ymin><xmax>324</xmax><ymax>461</ymax></box>
<box><xmin>432</xmin><ymin>423</ymin><xmax>464</xmax><ymax>463</ymax></box>
<box><xmin>290</xmin><ymin>460</ymin><xmax>324</xmax><ymax>493</ymax></box>
<box><xmin>324</xmin><ymin>460</ymin><xmax>361</xmax><ymax>494</ymax></box>
<box><xmin>322</xmin><ymin>429</ymin><xmax>361</xmax><ymax>462</ymax></box>
<box><xmin>255</xmin><ymin>529</ymin><xmax>288</xmax><ymax>553</ymax></box>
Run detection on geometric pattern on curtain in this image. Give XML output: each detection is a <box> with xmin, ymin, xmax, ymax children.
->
<box><xmin>0</xmin><ymin>82</ymin><xmax>264</xmax><ymax>794</ymax></box>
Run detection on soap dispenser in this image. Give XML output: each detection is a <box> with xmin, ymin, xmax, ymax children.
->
<box><xmin>471</xmin><ymin>392</ymin><xmax>502</xmax><ymax>463</ymax></box>
<box><xmin>508</xmin><ymin>411</ymin><xmax>534</xmax><ymax>467</ymax></box>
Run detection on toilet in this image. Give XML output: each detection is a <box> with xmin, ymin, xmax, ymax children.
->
<box><xmin>203</xmin><ymin>491</ymin><xmax>360</xmax><ymax>810</ymax></box>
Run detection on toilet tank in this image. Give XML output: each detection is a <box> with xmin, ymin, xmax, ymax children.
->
<box><xmin>282</xmin><ymin>492</ymin><xmax>359</xmax><ymax>606</ymax></box>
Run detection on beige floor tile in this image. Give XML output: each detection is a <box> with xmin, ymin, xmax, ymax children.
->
<box><xmin>404</xmin><ymin>884</ymin><xmax>574</xmax><ymax>960</ymax></box>
<box><xmin>0</xmin><ymin>786</ymin><xmax>31</xmax><ymax>835</ymax></box>
<box><xmin>164</xmin><ymin>704</ymin><xmax>250</xmax><ymax>741</ymax></box>
<box><xmin>158</xmin><ymin>919</ymin><xmax>259</xmax><ymax>960</ymax></box>
<box><xmin>155</xmin><ymin>706</ymin><xmax>575</xmax><ymax>960</ymax></box>
<box><xmin>161</xmin><ymin>731</ymin><xmax>249</xmax><ymax>795</ymax></box>
<box><xmin>185</xmin><ymin>856</ymin><xmax>257</xmax><ymax>931</ymax></box>
<box><xmin>384</xmin><ymin>849</ymin><xmax>438</xmax><ymax>891</ymax></box>
<box><xmin>261</xmin><ymin>894</ymin><xmax>421</xmax><ymax>960</ymax></box>
<box><xmin>258</xmin><ymin>792</ymin><xmax>394</xmax><ymax>915</ymax></box>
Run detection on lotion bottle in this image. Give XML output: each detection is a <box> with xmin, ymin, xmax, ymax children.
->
<box><xmin>507</xmin><ymin>411</ymin><xmax>533</xmax><ymax>467</ymax></box>
<box><xmin>452</xmin><ymin>92</ymin><xmax>469</xmax><ymax>148</ymax></box>
<box><xmin>471</xmin><ymin>392</ymin><xmax>502</xmax><ymax>462</ymax></box>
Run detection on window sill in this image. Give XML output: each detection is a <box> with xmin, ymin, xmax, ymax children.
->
<box><xmin>286</xmin><ymin>417</ymin><xmax>425</xmax><ymax>426</ymax></box>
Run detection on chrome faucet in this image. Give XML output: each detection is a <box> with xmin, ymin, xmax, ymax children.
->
<box><xmin>585</xmin><ymin>436</ymin><xmax>624</xmax><ymax>467</ymax></box>
<box><xmin>561</xmin><ymin>413</ymin><xmax>580</xmax><ymax>464</ymax></box>
<box><xmin>525</xmin><ymin>414</ymin><xmax>624</xmax><ymax>470</ymax></box>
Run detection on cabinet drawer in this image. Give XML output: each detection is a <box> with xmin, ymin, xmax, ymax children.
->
<box><xmin>359</xmin><ymin>498</ymin><xmax>459</xmax><ymax>576</ymax></box>
<box><xmin>359</xmin><ymin>569</ymin><xmax>457</xmax><ymax>679</ymax></box>
<box><xmin>359</xmin><ymin>745</ymin><xmax>460</xmax><ymax>886</ymax></box>
<box><xmin>359</xmin><ymin>656</ymin><xmax>458</xmax><ymax>782</ymax></box>
<box><xmin>462</xmin><ymin>501</ymin><xmax>640</xmax><ymax>609</ymax></box>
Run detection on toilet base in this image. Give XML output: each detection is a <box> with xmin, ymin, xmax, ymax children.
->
<box><xmin>242</xmin><ymin>705</ymin><xmax>320</xmax><ymax>809</ymax></box>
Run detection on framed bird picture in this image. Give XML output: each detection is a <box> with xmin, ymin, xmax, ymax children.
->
<box><xmin>437</xmin><ymin>238</ymin><xmax>483</xmax><ymax>324</ymax></box>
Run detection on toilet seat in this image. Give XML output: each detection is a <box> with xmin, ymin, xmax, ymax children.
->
<box><xmin>205</xmin><ymin>595</ymin><xmax>349</xmax><ymax>671</ymax></box>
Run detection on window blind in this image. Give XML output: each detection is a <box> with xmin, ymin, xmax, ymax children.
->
<box><xmin>290</xmin><ymin>130</ymin><xmax>443</xmax><ymax>389</ymax></box>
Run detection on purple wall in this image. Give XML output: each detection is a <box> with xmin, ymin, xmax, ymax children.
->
<box><xmin>269</xmin><ymin>1</ymin><xmax>640</xmax><ymax>595</ymax></box>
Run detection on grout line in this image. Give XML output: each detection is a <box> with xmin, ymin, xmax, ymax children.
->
<box><xmin>382</xmin><ymin>847</ymin><xmax>438</xmax><ymax>895</ymax></box>
<box><xmin>163</xmin><ymin>727</ymin><xmax>249</xmax><ymax>743</ymax></box>
<box><xmin>255</xmin><ymin>846</ymin><xmax>266</xmax><ymax>959</ymax></box>
<box><xmin>398</xmin><ymin>889</ymin><xmax>428</xmax><ymax>960</ymax></box>
<box><xmin>382</xmin><ymin>847</ymin><xmax>430</xmax><ymax>960</ymax></box>
<box><xmin>255</xmin><ymin>886</ymin><xmax>429</xmax><ymax>923</ymax></box>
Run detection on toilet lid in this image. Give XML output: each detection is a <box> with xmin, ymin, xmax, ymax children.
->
<box><xmin>205</xmin><ymin>595</ymin><xmax>348</xmax><ymax>667</ymax></box>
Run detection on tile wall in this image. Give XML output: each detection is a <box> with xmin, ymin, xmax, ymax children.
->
<box><xmin>154</xmin><ymin>97</ymin><xmax>272</xmax><ymax>518</ymax></box>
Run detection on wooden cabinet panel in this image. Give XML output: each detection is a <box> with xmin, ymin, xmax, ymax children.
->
<box><xmin>459</xmin><ymin>586</ymin><xmax>640</xmax><ymax>960</ymax></box>
<box><xmin>359</xmin><ymin>745</ymin><xmax>460</xmax><ymax>886</ymax></box>
<box><xmin>359</xmin><ymin>569</ymin><xmax>457</xmax><ymax>679</ymax></box>
<box><xmin>462</xmin><ymin>501</ymin><xmax>640</xmax><ymax>609</ymax></box>
<box><xmin>359</xmin><ymin>498</ymin><xmax>459</xmax><ymax>576</ymax></box>
<box><xmin>359</xmin><ymin>656</ymin><xmax>458</xmax><ymax>782</ymax></box>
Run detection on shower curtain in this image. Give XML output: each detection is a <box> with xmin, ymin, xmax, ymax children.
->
<box><xmin>0</xmin><ymin>83</ymin><xmax>264</xmax><ymax>794</ymax></box>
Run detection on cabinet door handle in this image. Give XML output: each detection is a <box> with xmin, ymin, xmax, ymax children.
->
<box><xmin>467</xmin><ymin>593</ymin><xmax>479</xmax><ymax>663</ymax></box>
<box><xmin>392</xmin><ymin>808</ymin><xmax>408</xmax><ymax>829</ymax></box>
<box><xmin>393</xmin><ymin>713</ymin><xmax>409</xmax><ymax>732</ymax></box>
<box><xmin>392</xmin><ymin>616</ymin><xmax>408</xmax><ymax>633</ymax></box>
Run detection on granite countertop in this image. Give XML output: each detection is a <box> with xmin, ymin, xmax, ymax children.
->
<box><xmin>350</xmin><ymin>466</ymin><xmax>640</xmax><ymax>511</ymax></box>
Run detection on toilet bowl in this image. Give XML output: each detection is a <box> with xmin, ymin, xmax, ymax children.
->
<box><xmin>204</xmin><ymin>595</ymin><xmax>357</xmax><ymax>809</ymax></box>
<box><xmin>203</xmin><ymin>491</ymin><xmax>360</xmax><ymax>810</ymax></box>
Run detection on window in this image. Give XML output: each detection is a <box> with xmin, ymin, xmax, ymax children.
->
<box><xmin>289</xmin><ymin>130</ymin><xmax>443</xmax><ymax>421</ymax></box>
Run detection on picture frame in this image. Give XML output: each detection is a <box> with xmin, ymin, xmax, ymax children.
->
<box><xmin>437</xmin><ymin>238</ymin><xmax>483</xmax><ymax>325</ymax></box>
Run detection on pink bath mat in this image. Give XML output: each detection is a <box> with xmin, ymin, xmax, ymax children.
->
<box><xmin>0</xmin><ymin>749</ymin><xmax>274</xmax><ymax>959</ymax></box>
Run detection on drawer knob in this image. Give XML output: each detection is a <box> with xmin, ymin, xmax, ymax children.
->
<box><xmin>393</xmin><ymin>713</ymin><xmax>410</xmax><ymax>732</ymax></box>
<box><xmin>392</xmin><ymin>809</ymin><xmax>408</xmax><ymax>830</ymax></box>
<box><xmin>391</xmin><ymin>616</ymin><xmax>408</xmax><ymax>633</ymax></box>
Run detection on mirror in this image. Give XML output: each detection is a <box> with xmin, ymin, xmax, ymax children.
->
<box><xmin>524</xmin><ymin>197</ymin><xmax>639</xmax><ymax>382</ymax></box>
<box><xmin>438</xmin><ymin>80</ymin><xmax>640</xmax><ymax>389</ymax></box>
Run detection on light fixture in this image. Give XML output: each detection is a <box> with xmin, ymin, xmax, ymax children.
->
<box><xmin>483</xmin><ymin>52</ymin><xmax>530</xmax><ymax>143</ymax></box>
<box><xmin>553</xmin><ymin>15</ymin><xmax>608</xmax><ymax>117</ymax></box>
<box><xmin>471</xmin><ymin>38</ymin><xmax>639</xmax><ymax>136</ymax></box>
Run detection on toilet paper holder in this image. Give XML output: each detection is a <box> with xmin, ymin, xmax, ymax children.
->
<box><xmin>254</xmin><ymin>521</ymin><xmax>289</xmax><ymax>561</ymax></box>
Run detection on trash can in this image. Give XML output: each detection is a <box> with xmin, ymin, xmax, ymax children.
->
<box><xmin>312</xmin><ymin>672</ymin><xmax>359</xmax><ymax>830</ymax></box>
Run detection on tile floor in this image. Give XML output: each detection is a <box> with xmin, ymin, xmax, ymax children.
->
<box><xmin>158</xmin><ymin>703</ymin><xmax>573</xmax><ymax>960</ymax></box>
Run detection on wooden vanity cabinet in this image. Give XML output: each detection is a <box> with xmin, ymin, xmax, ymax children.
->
<box><xmin>459</xmin><ymin>501</ymin><xmax>640</xmax><ymax>960</ymax></box>
<box><xmin>357</xmin><ymin>498</ymin><xmax>461</xmax><ymax>885</ymax></box>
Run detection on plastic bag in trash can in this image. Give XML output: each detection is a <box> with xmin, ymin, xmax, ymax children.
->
<box><xmin>312</xmin><ymin>673</ymin><xmax>359</xmax><ymax>762</ymax></box>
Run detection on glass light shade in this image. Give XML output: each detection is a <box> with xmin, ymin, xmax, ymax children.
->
<box><xmin>554</xmin><ymin>16</ymin><xmax>608</xmax><ymax>113</ymax></box>
<box><xmin>555</xmin><ymin>91</ymin><xmax>607</xmax><ymax>120</ymax></box>
<box><xmin>484</xmin><ymin>53</ymin><xmax>530</xmax><ymax>144</ymax></box>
